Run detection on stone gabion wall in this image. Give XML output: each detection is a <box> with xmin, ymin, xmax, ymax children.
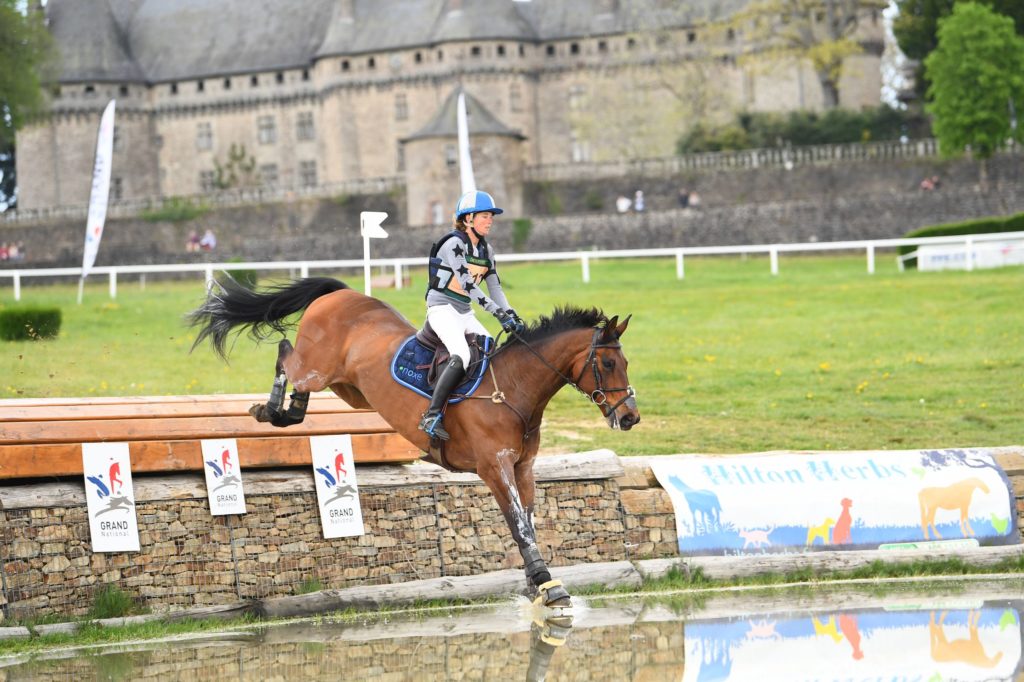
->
<box><xmin>0</xmin><ymin>620</ymin><xmax>686</xmax><ymax>680</ymax></box>
<box><xmin>0</xmin><ymin>477</ymin><xmax>630</xmax><ymax>620</ymax></box>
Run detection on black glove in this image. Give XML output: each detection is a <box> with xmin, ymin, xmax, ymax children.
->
<box><xmin>496</xmin><ymin>308</ymin><xmax>525</xmax><ymax>335</ymax></box>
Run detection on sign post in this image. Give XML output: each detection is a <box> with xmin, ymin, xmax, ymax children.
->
<box><xmin>360</xmin><ymin>211</ymin><xmax>389</xmax><ymax>296</ymax></box>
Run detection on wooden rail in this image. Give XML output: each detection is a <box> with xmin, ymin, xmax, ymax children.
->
<box><xmin>0</xmin><ymin>393</ymin><xmax>421</xmax><ymax>479</ymax></box>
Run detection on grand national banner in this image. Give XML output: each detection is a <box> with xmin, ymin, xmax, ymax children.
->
<box><xmin>201</xmin><ymin>439</ymin><xmax>247</xmax><ymax>515</ymax></box>
<box><xmin>82</xmin><ymin>442</ymin><xmax>140</xmax><ymax>552</ymax></box>
<box><xmin>652</xmin><ymin>448</ymin><xmax>1018</xmax><ymax>556</ymax></box>
<box><xmin>78</xmin><ymin>99</ymin><xmax>116</xmax><ymax>303</ymax></box>
<box><xmin>310</xmin><ymin>434</ymin><xmax>364</xmax><ymax>539</ymax></box>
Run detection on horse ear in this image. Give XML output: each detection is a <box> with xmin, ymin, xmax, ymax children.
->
<box><xmin>601</xmin><ymin>316</ymin><xmax>619</xmax><ymax>342</ymax></box>
<box><xmin>614</xmin><ymin>314</ymin><xmax>632</xmax><ymax>338</ymax></box>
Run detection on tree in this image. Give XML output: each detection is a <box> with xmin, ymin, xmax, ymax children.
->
<box><xmin>924</xmin><ymin>1</ymin><xmax>1024</xmax><ymax>182</ymax></box>
<box><xmin>729</xmin><ymin>0</ymin><xmax>888</xmax><ymax>109</ymax></box>
<box><xmin>0</xmin><ymin>1</ymin><xmax>57</xmax><ymax>210</ymax></box>
<box><xmin>894</xmin><ymin>0</ymin><xmax>1024</xmax><ymax>100</ymax></box>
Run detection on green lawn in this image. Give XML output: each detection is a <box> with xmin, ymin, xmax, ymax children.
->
<box><xmin>2</xmin><ymin>255</ymin><xmax>1022</xmax><ymax>455</ymax></box>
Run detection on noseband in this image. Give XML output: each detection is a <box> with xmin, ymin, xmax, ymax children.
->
<box><xmin>571</xmin><ymin>329</ymin><xmax>637</xmax><ymax>416</ymax></box>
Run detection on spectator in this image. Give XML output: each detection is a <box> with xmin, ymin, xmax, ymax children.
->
<box><xmin>615</xmin><ymin>195</ymin><xmax>631</xmax><ymax>213</ymax></box>
<box><xmin>678</xmin><ymin>187</ymin><xmax>690</xmax><ymax>209</ymax></box>
<box><xmin>186</xmin><ymin>229</ymin><xmax>201</xmax><ymax>253</ymax></box>
<box><xmin>919</xmin><ymin>177</ymin><xmax>935</xmax><ymax>191</ymax></box>
<box><xmin>633</xmin><ymin>190</ymin><xmax>645</xmax><ymax>212</ymax></box>
<box><xmin>199</xmin><ymin>229</ymin><xmax>217</xmax><ymax>252</ymax></box>
<box><xmin>15</xmin><ymin>241</ymin><xmax>25</xmax><ymax>261</ymax></box>
<box><xmin>0</xmin><ymin>243</ymin><xmax>7</xmax><ymax>261</ymax></box>
<box><xmin>7</xmin><ymin>242</ymin><xmax>18</xmax><ymax>261</ymax></box>
<box><xmin>930</xmin><ymin>175</ymin><xmax>942</xmax><ymax>190</ymax></box>
<box><xmin>688</xmin><ymin>190</ymin><xmax>702</xmax><ymax>209</ymax></box>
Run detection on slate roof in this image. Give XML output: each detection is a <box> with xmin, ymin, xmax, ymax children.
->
<box><xmin>403</xmin><ymin>88</ymin><xmax>526</xmax><ymax>142</ymax></box>
<box><xmin>47</xmin><ymin>0</ymin><xmax>750</xmax><ymax>83</ymax></box>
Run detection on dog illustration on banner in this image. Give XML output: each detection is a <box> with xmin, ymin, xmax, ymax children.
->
<box><xmin>668</xmin><ymin>475</ymin><xmax>721</xmax><ymax>534</ymax></box>
<box><xmin>806</xmin><ymin>517</ymin><xmax>835</xmax><ymax>546</ymax></box>
<box><xmin>919</xmin><ymin>478</ymin><xmax>990</xmax><ymax>539</ymax></box>
<box><xmin>738</xmin><ymin>527</ymin><xmax>774</xmax><ymax>549</ymax></box>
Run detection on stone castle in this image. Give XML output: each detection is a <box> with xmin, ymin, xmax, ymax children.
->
<box><xmin>17</xmin><ymin>0</ymin><xmax>884</xmax><ymax>225</ymax></box>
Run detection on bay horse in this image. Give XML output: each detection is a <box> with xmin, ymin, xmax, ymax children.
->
<box><xmin>188</xmin><ymin>277</ymin><xmax>640</xmax><ymax>609</ymax></box>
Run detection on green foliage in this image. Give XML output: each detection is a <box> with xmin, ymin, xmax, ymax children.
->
<box><xmin>140</xmin><ymin>197</ymin><xmax>210</xmax><ymax>223</ymax></box>
<box><xmin>512</xmin><ymin>218</ymin><xmax>533</xmax><ymax>252</ymax></box>
<box><xmin>88</xmin><ymin>585</ymin><xmax>143</xmax><ymax>620</ymax></box>
<box><xmin>294</xmin><ymin>576</ymin><xmax>323</xmax><ymax>595</ymax></box>
<box><xmin>677</xmin><ymin>106</ymin><xmax>920</xmax><ymax>153</ymax></box>
<box><xmin>898</xmin><ymin>211</ymin><xmax>1024</xmax><ymax>266</ymax></box>
<box><xmin>583</xmin><ymin>189</ymin><xmax>604</xmax><ymax>211</ymax></box>
<box><xmin>213</xmin><ymin>143</ymin><xmax>257</xmax><ymax>189</ymax></box>
<box><xmin>0</xmin><ymin>2</ymin><xmax>57</xmax><ymax>148</ymax></box>
<box><xmin>215</xmin><ymin>258</ymin><xmax>259</xmax><ymax>290</ymax></box>
<box><xmin>538</xmin><ymin>183</ymin><xmax>563</xmax><ymax>215</ymax></box>
<box><xmin>0</xmin><ymin>306</ymin><xmax>61</xmax><ymax>341</ymax></box>
<box><xmin>924</xmin><ymin>3</ymin><xmax>1024</xmax><ymax>160</ymax></box>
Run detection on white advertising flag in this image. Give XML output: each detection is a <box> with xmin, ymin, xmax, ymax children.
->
<box><xmin>81</xmin><ymin>99</ymin><xmax>116</xmax><ymax>282</ymax></box>
<box><xmin>457</xmin><ymin>91</ymin><xmax>476</xmax><ymax>194</ymax></box>
<box><xmin>82</xmin><ymin>442</ymin><xmax>140</xmax><ymax>552</ymax></box>
<box><xmin>201</xmin><ymin>439</ymin><xmax>247</xmax><ymax>515</ymax></box>
<box><xmin>310</xmin><ymin>434</ymin><xmax>364</xmax><ymax>539</ymax></box>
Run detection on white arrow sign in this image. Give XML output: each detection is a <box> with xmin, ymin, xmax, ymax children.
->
<box><xmin>360</xmin><ymin>211</ymin><xmax>389</xmax><ymax>295</ymax></box>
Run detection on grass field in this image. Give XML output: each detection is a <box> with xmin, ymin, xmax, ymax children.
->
<box><xmin>1</xmin><ymin>254</ymin><xmax>1021</xmax><ymax>455</ymax></box>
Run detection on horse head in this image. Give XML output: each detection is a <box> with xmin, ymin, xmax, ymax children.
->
<box><xmin>574</xmin><ymin>314</ymin><xmax>640</xmax><ymax>431</ymax></box>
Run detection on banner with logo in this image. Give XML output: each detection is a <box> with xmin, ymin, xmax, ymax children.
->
<box><xmin>82</xmin><ymin>442</ymin><xmax>140</xmax><ymax>552</ymax></box>
<box><xmin>82</xmin><ymin>99</ymin><xmax>116</xmax><ymax>281</ymax></box>
<box><xmin>201</xmin><ymin>439</ymin><xmax>247</xmax><ymax>515</ymax></box>
<box><xmin>652</xmin><ymin>448</ymin><xmax>1017</xmax><ymax>556</ymax></box>
<box><xmin>310</xmin><ymin>434</ymin><xmax>364</xmax><ymax>539</ymax></box>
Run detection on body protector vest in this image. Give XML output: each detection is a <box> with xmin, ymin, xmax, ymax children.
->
<box><xmin>426</xmin><ymin>230</ymin><xmax>496</xmax><ymax>303</ymax></box>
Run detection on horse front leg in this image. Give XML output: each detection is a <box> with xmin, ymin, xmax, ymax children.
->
<box><xmin>514</xmin><ymin>458</ymin><xmax>572</xmax><ymax>609</ymax></box>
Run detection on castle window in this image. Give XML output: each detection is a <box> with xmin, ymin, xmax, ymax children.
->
<box><xmin>445</xmin><ymin>144</ymin><xmax>456</xmax><ymax>168</ymax></box>
<box><xmin>568</xmin><ymin>84</ymin><xmax>587</xmax><ymax>112</ymax></box>
<box><xmin>519</xmin><ymin>44</ymin><xmax>525</xmax><ymax>57</ymax></box>
<box><xmin>509</xmin><ymin>83</ymin><xmax>522</xmax><ymax>112</ymax></box>
<box><xmin>395</xmin><ymin>93</ymin><xmax>408</xmax><ymax>121</ymax></box>
<box><xmin>85</xmin><ymin>84</ymin><xmax>95</xmax><ymax>94</ymax></box>
<box><xmin>110</xmin><ymin>177</ymin><xmax>123</xmax><ymax>202</ymax></box>
<box><xmin>259</xmin><ymin>164</ymin><xmax>278</xmax><ymax>186</ymax></box>
<box><xmin>119</xmin><ymin>85</ymin><xmax>129</xmax><ymax>96</ymax></box>
<box><xmin>687</xmin><ymin>31</ymin><xmax>697</xmax><ymax>44</ymax></box>
<box><xmin>341</xmin><ymin>59</ymin><xmax>350</xmax><ymax>71</ymax></box>
<box><xmin>302</xmin><ymin>69</ymin><xmax>310</xmax><ymax>81</ymax></box>
<box><xmin>276</xmin><ymin>72</ymin><xmax>284</xmax><ymax>84</ymax></box>
<box><xmin>224</xmin><ymin>77</ymin><xmax>232</xmax><ymax>89</ymax></box>
<box><xmin>437</xmin><ymin>49</ymin><xmax>443</xmax><ymax>61</ymax></box>
<box><xmin>257</xmin><ymin>116</ymin><xmax>277</xmax><ymax>145</ymax></box>
<box><xmin>546</xmin><ymin>45</ymin><xmax>555</xmax><ymax>57</ymax></box>
<box><xmin>396</xmin><ymin>144</ymin><xmax>405</xmax><ymax>172</ymax></box>
<box><xmin>196</xmin><ymin>122</ymin><xmax>212</xmax><ymax>151</ymax></box>
<box><xmin>112</xmin><ymin>126</ymin><xmax>122</xmax><ymax>151</ymax></box>
<box><xmin>726</xmin><ymin>28</ymin><xmax>735</xmax><ymax>41</ymax></box>
<box><xmin>296</xmin><ymin>111</ymin><xmax>315</xmax><ymax>141</ymax></box>
<box><xmin>299</xmin><ymin>160</ymin><xmax>318</xmax><ymax>188</ymax></box>
<box><xmin>471</xmin><ymin>45</ymin><xmax>481</xmax><ymax>57</ymax></box>
<box><xmin>497</xmin><ymin>45</ymin><xmax>505</xmax><ymax>57</ymax></box>
<box><xmin>415</xmin><ymin>51</ymin><xmax>422</xmax><ymax>63</ymax></box>
<box><xmin>570</xmin><ymin>129</ymin><xmax>591</xmax><ymax>163</ymax></box>
<box><xmin>598</xmin><ymin>40</ymin><xmax>607</xmax><ymax>52</ymax></box>
<box><xmin>250</xmin><ymin>75</ymin><xmax>259</xmax><ymax>87</ymax></box>
<box><xmin>199</xmin><ymin>170</ymin><xmax>216</xmax><ymax>192</ymax></box>
<box><xmin>368</xmin><ymin>57</ymin><xmax>376</xmax><ymax>69</ymax></box>
<box><xmin>197</xmin><ymin>80</ymin><xmax>205</xmax><ymax>92</ymax></box>
<box><xmin>627</xmin><ymin>38</ymin><xmax>636</xmax><ymax>49</ymax></box>
<box><xmin>570</xmin><ymin>42</ymin><xmax>579</xmax><ymax>55</ymax></box>
<box><xmin>169</xmin><ymin>83</ymin><xmax>177</xmax><ymax>95</ymax></box>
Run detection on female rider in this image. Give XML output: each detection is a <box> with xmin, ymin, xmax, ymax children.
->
<box><xmin>418</xmin><ymin>190</ymin><xmax>525</xmax><ymax>441</ymax></box>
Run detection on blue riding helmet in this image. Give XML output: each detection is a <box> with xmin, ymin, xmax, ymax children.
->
<box><xmin>455</xmin><ymin>190</ymin><xmax>503</xmax><ymax>218</ymax></box>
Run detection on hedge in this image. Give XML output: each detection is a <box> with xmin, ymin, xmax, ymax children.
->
<box><xmin>898</xmin><ymin>212</ymin><xmax>1024</xmax><ymax>268</ymax></box>
<box><xmin>0</xmin><ymin>307</ymin><xmax>62</xmax><ymax>341</ymax></box>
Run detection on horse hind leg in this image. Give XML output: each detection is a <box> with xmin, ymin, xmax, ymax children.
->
<box><xmin>249</xmin><ymin>340</ymin><xmax>309</xmax><ymax>427</ymax></box>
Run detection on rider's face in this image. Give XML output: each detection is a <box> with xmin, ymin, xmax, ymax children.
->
<box><xmin>470</xmin><ymin>211</ymin><xmax>494</xmax><ymax>236</ymax></box>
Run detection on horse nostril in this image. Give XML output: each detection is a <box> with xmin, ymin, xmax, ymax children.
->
<box><xmin>620</xmin><ymin>413</ymin><xmax>639</xmax><ymax>429</ymax></box>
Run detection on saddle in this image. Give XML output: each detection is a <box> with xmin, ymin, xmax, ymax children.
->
<box><xmin>415</xmin><ymin>320</ymin><xmax>487</xmax><ymax>386</ymax></box>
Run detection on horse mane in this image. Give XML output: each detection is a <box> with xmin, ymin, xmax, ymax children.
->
<box><xmin>501</xmin><ymin>305</ymin><xmax>608</xmax><ymax>348</ymax></box>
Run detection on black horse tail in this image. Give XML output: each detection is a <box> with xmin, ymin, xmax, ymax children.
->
<box><xmin>187</xmin><ymin>276</ymin><xmax>349</xmax><ymax>360</ymax></box>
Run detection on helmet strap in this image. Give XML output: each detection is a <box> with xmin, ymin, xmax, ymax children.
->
<box><xmin>470</xmin><ymin>226</ymin><xmax>484</xmax><ymax>242</ymax></box>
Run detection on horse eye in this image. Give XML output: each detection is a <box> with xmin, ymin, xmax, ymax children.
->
<box><xmin>602</xmin><ymin>358</ymin><xmax>615</xmax><ymax>370</ymax></box>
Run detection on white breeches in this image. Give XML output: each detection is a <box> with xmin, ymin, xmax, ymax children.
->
<box><xmin>426</xmin><ymin>304</ymin><xmax>490</xmax><ymax>367</ymax></box>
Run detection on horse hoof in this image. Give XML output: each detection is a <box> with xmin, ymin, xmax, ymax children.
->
<box><xmin>533</xmin><ymin>579</ymin><xmax>572</xmax><ymax>609</ymax></box>
<box><xmin>249</xmin><ymin>404</ymin><xmax>270</xmax><ymax>422</ymax></box>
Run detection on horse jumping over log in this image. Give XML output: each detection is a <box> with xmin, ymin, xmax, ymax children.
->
<box><xmin>188</xmin><ymin>277</ymin><xmax>640</xmax><ymax>609</ymax></box>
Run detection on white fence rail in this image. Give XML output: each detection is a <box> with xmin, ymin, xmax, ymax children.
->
<box><xmin>2</xmin><ymin>231</ymin><xmax>1022</xmax><ymax>302</ymax></box>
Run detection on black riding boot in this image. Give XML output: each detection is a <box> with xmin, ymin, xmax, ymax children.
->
<box><xmin>418</xmin><ymin>357</ymin><xmax>466</xmax><ymax>441</ymax></box>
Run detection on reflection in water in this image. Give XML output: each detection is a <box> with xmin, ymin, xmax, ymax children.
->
<box><xmin>2</xmin><ymin>589</ymin><xmax>1022</xmax><ymax>680</ymax></box>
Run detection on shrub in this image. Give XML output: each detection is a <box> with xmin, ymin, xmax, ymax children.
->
<box><xmin>89</xmin><ymin>584</ymin><xmax>142</xmax><ymax>619</ymax></box>
<box><xmin>584</xmin><ymin>189</ymin><xmax>604</xmax><ymax>211</ymax></box>
<box><xmin>0</xmin><ymin>306</ymin><xmax>61</xmax><ymax>341</ymax></box>
<box><xmin>512</xmin><ymin>218</ymin><xmax>533</xmax><ymax>252</ymax></box>
<box><xmin>898</xmin><ymin>212</ymin><xmax>1024</xmax><ymax>268</ymax></box>
<box><xmin>140</xmin><ymin>197</ymin><xmax>210</xmax><ymax>223</ymax></box>
<box><xmin>294</xmin><ymin>577</ymin><xmax>323</xmax><ymax>595</ymax></box>
<box><xmin>215</xmin><ymin>257</ymin><xmax>259</xmax><ymax>290</ymax></box>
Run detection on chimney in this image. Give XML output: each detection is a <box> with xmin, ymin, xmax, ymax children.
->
<box><xmin>337</xmin><ymin>0</ymin><xmax>354</xmax><ymax>22</ymax></box>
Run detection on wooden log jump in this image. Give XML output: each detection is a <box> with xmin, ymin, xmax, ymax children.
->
<box><xmin>0</xmin><ymin>393</ymin><xmax>420</xmax><ymax>479</ymax></box>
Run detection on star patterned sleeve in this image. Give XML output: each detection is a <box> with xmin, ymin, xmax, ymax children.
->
<box><xmin>441</xmin><ymin>238</ymin><xmax>502</xmax><ymax>314</ymax></box>
<box><xmin>482</xmin><ymin>245</ymin><xmax>510</xmax><ymax>310</ymax></box>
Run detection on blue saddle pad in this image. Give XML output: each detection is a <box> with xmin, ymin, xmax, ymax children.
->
<box><xmin>390</xmin><ymin>335</ymin><xmax>492</xmax><ymax>402</ymax></box>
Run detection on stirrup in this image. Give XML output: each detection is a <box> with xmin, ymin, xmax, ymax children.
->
<box><xmin>418</xmin><ymin>412</ymin><xmax>450</xmax><ymax>441</ymax></box>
